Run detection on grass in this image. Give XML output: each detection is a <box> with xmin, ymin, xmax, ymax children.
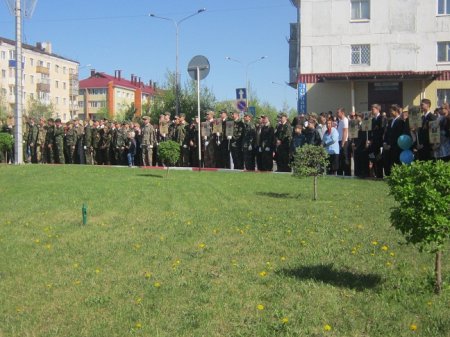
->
<box><xmin>0</xmin><ymin>165</ymin><xmax>449</xmax><ymax>337</ymax></box>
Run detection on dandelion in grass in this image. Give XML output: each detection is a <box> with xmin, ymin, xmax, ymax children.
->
<box><xmin>381</xmin><ymin>245</ymin><xmax>388</xmax><ymax>251</ymax></box>
<box><xmin>390</xmin><ymin>252</ymin><xmax>395</xmax><ymax>257</ymax></box>
<box><xmin>427</xmin><ymin>301</ymin><xmax>432</xmax><ymax>306</ymax></box>
<box><xmin>213</xmin><ymin>229</ymin><xmax>219</xmax><ymax>234</ymax></box>
<box><xmin>371</xmin><ymin>241</ymin><xmax>378</xmax><ymax>245</ymax></box>
<box><xmin>257</xmin><ymin>304</ymin><xmax>265</xmax><ymax>311</ymax></box>
<box><xmin>45</xmin><ymin>244</ymin><xmax>52</xmax><ymax>250</ymax></box>
<box><xmin>153</xmin><ymin>282</ymin><xmax>161</xmax><ymax>288</ymax></box>
<box><xmin>73</xmin><ymin>263</ymin><xmax>79</xmax><ymax>269</ymax></box>
<box><xmin>172</xmin><ymin>259</ymin><xmax>181</xmax><ymax>269</ymax></box>
<box><xmin>95</xmin><ymin>268</ymin><xmax>101</xmax><ymax>274</ymax></box>
<box><xmin>135</xmin><ymin>322</ymin><xmax>142</xmax><ymax>329</ymax></box>
<box><xmin>410</xmin><ymin>324</ymin><xmax>417</xmax><ymax>331</ymax></box>
<box><xmin>34</xmin><ymin>239</ymin><xmax>40</xmax><ymax>244</ymax></box>
<box><xmin>231</xmin><ymin>259</ymin><xmax>238</xmax><ymax>267</ymax></box>
<box><xmin>259</xmin><ymin>271</ymin><xmax>267</xmax><ymax>277</ymax></box>
<box><xmin>281</xmin><ymin>317</ymin><xmax>289</xmax><ymax>324</ymax></box>
<box><xmin>386</xmin><ymin>262</ymin><xmax>392</xmax><ymax>267</ymax></box>
<box><xmin>280</xmin><ymin>256</ymin><xmax>286</xmax><ymax>262</ymax></box>
<box><xmin>324</xmin><ymin>324</ymin><xmax>332</xmax><ymax>331</ymax></box>
<box><xmin>46</xmin><ymin>283</ymin><xmax>52</xmax><ymax>289</ymax></box>
<box><xmin>300</xmin><ymin>240</ymin><xmax>307</xmax><ymax>246</ymax></box>
<box><xmin>144</xmin><ymin>272</ymin><xmax>152</xmax><ymax>279</ymax></box>
<box><xmin>197</xmin><ymin>243</ymin><xmax>206</xmax><ymax>249</ymax></box>
<box><xmin>16</xmin><ymin>307</ymin><xmax>23</xmax><ymax>313</ymax></box>
<box><xmin>135</xmin><ymin>297</ymin><xmax>142</xmax><ymax>305</ymax></box>
<box><xmin>186</xmin><ymin>220</ymin><xmax>192</xmax><ymax>225</ymax></box>
<box><xmin>133</xmin><ymin>244</ymin><xmax>141</xmax><ymax>250</ymax></box>
<box><xmin>73</xmin><ymin>280</ymin><xmax>81</xmax><ymax>285</ymax></box>
<box><xmin>357</xmin><ymin>224</ymin><xmax>364</xmax><ymax>229</ymax></box>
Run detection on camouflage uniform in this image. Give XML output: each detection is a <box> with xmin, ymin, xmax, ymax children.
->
<box><xmin>27</xmin><ymin>121</ymin><xmax>39</xmax><ymax>163</ymax></box>
<box><xmin>53</xmin><ymin>122</ymin><xmax>65</xmax><ymax>164</ymax></box>
<box><xmin>45</xmin><ymin>121</ymin><xmax>55</xmax><ymax>164</ymax></box>
<box><xmin>36</xmin><ymin>122</ymin><xmax>47</xmax><ymax>163</ymax></box>
<box><xmin>84</xmin><ymin>123</ymin><xmax>93</xmax><ymax>165</ymax></box>
<box><xmin>65</xmin><ymin>124</ymin><xmax>77</xmax><ymax>164</ymax></box>
<box><xmin>140</xmin><ymin>118</ymin><xmax>155</xmax><ymax>166</ymax></box>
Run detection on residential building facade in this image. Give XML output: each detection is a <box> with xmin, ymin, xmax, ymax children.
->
<box><xmin>294</xmin><ymin>0</ymin><xmax>450</xmax><ymax>113</ymax></box>
<box><xmin>78</xmin><ymin>70</ymin><xmax>156</xmax><ymax>120</ymax></box>
<box><xmin>0</xmin><ymin>37</ymin><xmax>79</xmax><ymax>121</ymax></box>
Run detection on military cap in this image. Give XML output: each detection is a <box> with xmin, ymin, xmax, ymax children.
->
<box><xmin>142</xmin><ymin>116</ymin><xmax>150</xmax><ymax>120</ymax></box>
<box><xmin>179</xmin><ymin>113</ymin><xmax>186</xmax><ymax>118</ymax></box>
<box><xmin>164</xmin><ymin>111</ymin><xmax>171</xmax><ymax>116</ymax></box>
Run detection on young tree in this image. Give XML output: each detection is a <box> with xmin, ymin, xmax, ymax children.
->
<box><xmin>291</xmin><ymin>144</ymin><xmax>329</xmax><ymax>200</ymax></box>
<box><xmin>26</xmin><ymin>98</ymin><xmax>55</xmax><ymax>120</ymax></box>
<box><xmin>387</xmin><ymin>160</ymin><xmax>450</xmax><ymax>294</ymax></box>
<box><xmin>157</xmin><ymin>140</ymin><xmax>180</xmax><ymax>177</ymax></box>
<box><xmin>0</xmin><ymin>132</ymin><xmax>13</xmax><ymax>163</ymax></box>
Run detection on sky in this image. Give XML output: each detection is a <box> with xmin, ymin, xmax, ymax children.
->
<box><xmin>0</xmin><ymin>0</ymin><xmax>298</xmax><ymax>111</ymax></box>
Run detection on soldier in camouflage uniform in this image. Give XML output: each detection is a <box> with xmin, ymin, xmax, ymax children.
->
<box><xmin>140</xmin><ymin>116</ymin><xmax>155</xmax><ymax>166</ymax></box>
<box><xmin>242</xmin><ymin>112</ymin><xmax>256</xmax><ymax>170</ymax></box>
<box><xmin>36</xmin><ymin>118</ymin><xmax>47</xmax><ymax>163</ymax></box>
<box><xmin>99</xmin><ymin>125</ymin><xmax>112</xmax><ymax>165</ymax></box>
<box><xmin>230</xmin><ymin>111</ymin><xmax>245</xmax><ymax>170</ymax></box>
<box><xmin>53</xmin><ymin>118</ymin><xmax>65</xmax><ymax>164</ymax></box>
<box><xmin>45</xmin><ymin>118</ymin><xmax>55</xmax><ymax>164</ymax></box>
<box><xmin>65</xmin><ymin>122</ymin><xmax>77</xmax><ymax>164</ymax></box>
<box><xmin>175</xmin><ymin>113</ymin><xmax>190</xmax><ymax>166</ymax></box>
<box><xmin>274</xmin><ymin>112</ymin><xmax>293</xmax><ymax>172</ymax></box>
<box><xmin>114</xmin><ymin>122</ymin><xmax>127</xmax><ymax>165</ymax></box>
<box><xmin>91</xmin><ymin>120</ymin><xmax>101</xmax><ymax>164</ymax></box>
<box><xmin>84</xmin><ymin>120</ymin><xmax>93</xmax><ymax>165</ymax></box>
<box><xmin>27</xmin><ymin>117</ymin><xmax>39</xmax><ymax>163</ymax></box>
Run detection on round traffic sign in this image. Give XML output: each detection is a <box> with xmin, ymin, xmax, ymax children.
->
<box><xmin>187</xmin><ymin>55</ymin><xmax>210</xmax><ymax>81</ymax></box>
<box><xmin>237</xmin><ymin>100</ymin><xmax>247</xmax><ymax>111</ymax></box>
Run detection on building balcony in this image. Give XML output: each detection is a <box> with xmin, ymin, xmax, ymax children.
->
<box><xmin>36</xmin><ymin>83</ymin><xmax>50</xmax><ymax>93</ymax></box>
<box><xmin>36</xmin><ymin>66</ymin><xmax>50</xmax><ymax>75</ymax></box>
<box><xmin>69</xmin><ymin>73</ymin><xmax>79</xmax><ymax>81</ymax></box>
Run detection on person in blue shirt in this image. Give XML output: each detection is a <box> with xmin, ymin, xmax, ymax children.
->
<box><xmin>322</xmin><ymin>119</ymin><xmax>340</xmax><ymax>175</ymax></box>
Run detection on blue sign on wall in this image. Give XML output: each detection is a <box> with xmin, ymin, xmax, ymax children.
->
<box><xmin>297</xmin><ymin>83</ymin><xmax>307</xmax><ymax>115</ymax></box>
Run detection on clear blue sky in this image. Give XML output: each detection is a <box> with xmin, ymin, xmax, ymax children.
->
<box><xmin>1</xmin><ymin>0</ymin><xmax>298</xmax><ymax>111</ymax></box>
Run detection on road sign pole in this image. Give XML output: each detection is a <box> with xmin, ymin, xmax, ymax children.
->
<box><xmin>197</xmin><ymin>66</ymin><xmax>201</xmax><ymax>169</ymax></box>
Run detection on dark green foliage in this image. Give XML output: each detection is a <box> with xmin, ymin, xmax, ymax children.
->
<box><xmin>387</xmin><ymin>160</ymin><xmax>450</xmax><ymax>253</ymax></box>
<box><xmin>291</xmin><ymin>144</ymin><xmax>329</xmax><ymax>178</ymax></box>
<box><xmin>0</xmin><ymin>132</ymin><xmax>13</xmax><ymax>158</ymax></box>
<box><xmin>157</xmin><ymin>140</ymin><xmax>181</xmax><ymax>167</ymax></box>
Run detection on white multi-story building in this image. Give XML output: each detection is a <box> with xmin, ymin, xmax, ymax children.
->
<box><xmin>0</xmin><ymin>37</ymin><xmax>79</xmax><ymax>121</ymax></box>
<box><xmin>294</xmin><ymin>0</ymin><xmax>450</xmax><ymax>113</ymax></box>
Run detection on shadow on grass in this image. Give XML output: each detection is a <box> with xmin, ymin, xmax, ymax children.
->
<box><xmin>136</xmin><ymin>173</ymin><xmax>164</xmax><ymax>179</ymax></box>
<box><xmin>256</xmin><ymin>192</ymin><xmax>301</xmax><ymax>199</ymax></box>
<box><xmin>279</xmin><ymin>264</ymin><xmax>383</xmax><ymax>291</ymax></box>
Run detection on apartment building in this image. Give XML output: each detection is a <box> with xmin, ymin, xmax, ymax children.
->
<box><xmin>293</xmin><ymin>0</ymin><xmax>450</xmax><ymax>113</ymax></box>
<box><xmin>0</xmin><ymin>37</ymin><xmax>79</xmax><ymax>121</ymax></box>
<box><xmin>78</xmin><ymin>70</ymin><xmax>156</xmax><ymax>120</ymax></box>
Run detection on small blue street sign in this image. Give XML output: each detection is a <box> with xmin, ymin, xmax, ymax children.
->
<box><xmin>248</xmin><ymin>106</ymin><xmax>256</xmax><ymax>116</ymax></box>
<box><xmin>236</xmin><ymin>88</ymin><xmax>247</xmax><ymax>100</ymax></box>
<box><xmin>237</xmin><ymin>100</ymin><xmax>247</xmax><ymax>111</ymax></box>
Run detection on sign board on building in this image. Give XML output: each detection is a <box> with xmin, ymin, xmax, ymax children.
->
<box><xmin>298</xmin><ymin>82</ymin><xmax>307</xmax><ymax>115</ymax></box>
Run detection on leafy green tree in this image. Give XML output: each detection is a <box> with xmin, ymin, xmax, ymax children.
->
<box><xmin>0</xmin><ymin>132</ymin><xmax>13</xmax><ymax>163</ymax></box>
<box><xmin>26</xmin><ymin>98</ymin><xmax>54</xmax><ymax>120</ymax></box>
<box><xmin>157</xmin><ymin>140</ymin><xmax>180</xmax><ymax>177</ymax></box>
<box><xmin>0</xmin><ymin>91</ymin><xmax>9</xmax><ymax>123</ymax></box>
<box><xmin>387</xmin><ymin>160</ymin><xmax>450</xmax><ymax>294</ymax></box>
<box><xmin>291</xmin><ymin>144</ymin><xmax>329</xmax><ymax>201</ymax></box>
<box><xmin>95</xmin><ymin>107</ymin><xmax>110</xmax><ymax>121</ymax></box>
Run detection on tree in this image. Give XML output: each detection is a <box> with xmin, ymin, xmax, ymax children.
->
<box><xmin>26</xmin><ymin>98</ymin><xmax>54</xmax><ymax>120</ymax></box>
<box><xmin>0</xmin><ymin>132</ymin><xmax>13</xmax><ymax>163</ymax></box>
<box><xmin>157</xmin><ymin>140</ymin><xmax>180</xmax><ymax>177</ymax></box>
<box><xmin>291</xmin><ymin>144</ymin><xmax>329</xmax><ymax>200</ymax></box>
<box><xmin>387</xmin><ymin>160</ymin><xmax>450</xmax><ymax>294</ymax></box>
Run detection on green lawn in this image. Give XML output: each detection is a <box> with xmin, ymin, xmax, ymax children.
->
<box><xmin>0</xmin><ymin>165</ymin><xmax>449</xmax><ymax>337</ymax></box>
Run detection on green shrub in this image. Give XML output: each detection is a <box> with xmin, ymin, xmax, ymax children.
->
<box><xmin>158</xmin><ymin>140</ymin><xmax>181</xmax><ymax>176</ymax></box>
<box><xmin>387</xmin><ymin>160</ymin><xmax>450</xmax><ymax>294</ymax></box>
<box><xmin>0</xmin><ymin>132</ymin><xmax>13</xmax><ymax>163</ymax></box>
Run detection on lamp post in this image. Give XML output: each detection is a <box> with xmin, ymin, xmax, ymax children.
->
<box><xmin>225</xmin><ymin>56</ymin><xmax>267</xmax><ymax>107</ymax></box>
<box><xmin>149</xmin><ymin>8</ymin><xmax>206</xmax><ymax>116</ymax></box>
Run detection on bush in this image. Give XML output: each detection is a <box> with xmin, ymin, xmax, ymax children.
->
<box><xmin>387</xmin><ymin>160</ymin><xmax>450</xmax><ymax>294</ymax></box>
<box><xmin>0</xmin><ymin>132</ymin><xmax>13</xmax><ymax>163</ymax></box>
<box><xmin>291</xmin><ymin>144</ymin><xmax>329</xmax><ymax>200</ymax></box>
<box><xmin>157</xmin><ymin>140</ymin><xmax>181</xmax><ymax>175</ymax></box>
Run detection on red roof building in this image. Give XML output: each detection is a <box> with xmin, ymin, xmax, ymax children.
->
<box><xmin>78</xmin><ymin>70</ymin><xmax>157</xmax><ymax>119</ymax></box>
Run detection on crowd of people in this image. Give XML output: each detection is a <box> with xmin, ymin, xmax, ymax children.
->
<box><xmin>1</xmin><ymin>98</ymin><xmax>449</xmax><ymax>177</ymax></box>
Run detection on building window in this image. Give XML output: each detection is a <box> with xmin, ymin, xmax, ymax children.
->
<box><xmin>30</xmin><ymin>75</ymin><xmax>34</xmax><ymax>84</ymax></box>
<box><xmin>55</xmin><ymin>65</ymin><xmax>59</xmax><ymax>73</ymax></box>
<box><xmin>30</xmin><ymin>58</ymin><xmax>34</xmax><ymax>66</ymax></box>
<box><xmin>63</xmin><ymin>66</ymin><xmax>66</xmax><ymax>74</ymax></box>
<box><xmin>1</xmin><ymin>69</ymin><xmax>5</xmax><ymax>78</ymax></box>
<box><xmin>438</xmin><ymin>0</ymin><xmax>450</xmax><ymax>14</ymax></box>
<box><xmin>55</xmin><ymin>80</ymin><xmax>59</xmax><ymax>89</ymax></box>
<box><xmin>55</xmin><ymin>97</ymin><xmax>59</xmax><ymax>104</ymax></box>
<box><xmin>437</xmin><ymin>89</ymin><xmax>450</xmax><ymax>106</ymax></box>
<box><xmin>9</xmin><ymin>50</ymin><xmax>15</xmax><ymax>60</ymax></box>
<box><xmin>351</xmin><ymin>0</ymin><xmax>370</xmax><ymax>20</ymax></box>
<box><xmin>63</xmin><ymin>98</ymin><xmax>67</xmax><ymax>105</ymax></box>
<box><xmin>63</xmin><ymin>82</ymin><xmax>66</xmax><ymax>90</ymax></box>
<box><xmin>351</xmin><ymin>44</ymin><xmax>370</xmax><ymax>65</ymax></box>
<box><xmin>437</xmin><ymin>42</ymin><xmax>450</xmax><ymax>62</ymax></box>
<box><xmin>1</xmin><ymin>51</ymin><xmax>5</xmax><ymax>60</ymax></box>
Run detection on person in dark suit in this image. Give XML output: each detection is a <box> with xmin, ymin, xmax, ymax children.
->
<box><xmin>352</xmin><ymin>113</ymin><xmax>370</xmax><ymax>178</ymax></box>
<box><xmin>368</xmin><ymin>104</ymin><xmax>385</xmax><ymax>178</ymax></box>
<box><xmin>216</xmin><ymin>110</ymin><xmax>230</xmax><ymax>168</ymax></box>
<box><xmin>417</xmin><ymin>98</ymin><xmax>437</xmax><ymax>161</ymax></box>
<box><xmin>258</xmin><ymin>115</ymin><xmax>274</xmax><ymax>171</ymax></box>
<box><xmin>383</xmin><ymin>104</ymin><xmax>406</xmax><ymax>176</ymax></box>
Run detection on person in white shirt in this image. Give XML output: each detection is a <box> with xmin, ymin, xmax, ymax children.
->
<box><xmin>336</xmin><ymin>107</ymin><xmax>351</xmax><ymax>176</ymax></box>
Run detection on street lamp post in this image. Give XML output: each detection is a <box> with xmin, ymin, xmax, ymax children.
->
<box><xmin>149</xmin><ymin>8</ymin><xmax>206</xmax><ymax>116</ymax></box>
<box><xmin>225</xmin><ymin>56</ymin><xmax>267</xmax><ymax>108</ymax></box>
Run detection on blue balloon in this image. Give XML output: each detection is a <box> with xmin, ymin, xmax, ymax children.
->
<box><xmin>397</xmin><ymin>134</ymin><xmax>413</xmax><ymax>150</ymax></box>
<box><xmin>400</xmin><ymin>149</ymin><xmax>414</xmax><ymax>165</ymax></box>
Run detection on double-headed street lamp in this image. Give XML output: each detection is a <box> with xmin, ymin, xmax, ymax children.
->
<box><xmin>149</xmin><ymin>8</ymin><xmax>206</xmax><ymax>116</ymax></box>
<box><xmin>225</xmin><ymin>56</ymin><xmax>267</xmax><ymax>107</ymax></box>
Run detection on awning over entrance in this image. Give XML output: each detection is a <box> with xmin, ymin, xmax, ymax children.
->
<box><xmin>298</xmin><ymin>70</ymin><xmax>450</xmax><ymax>83</ymax></box>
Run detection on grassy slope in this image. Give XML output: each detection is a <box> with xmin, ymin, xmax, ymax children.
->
<box><xmin>0</xmin><ymin>165</ymin><xmax>449</xmax><ymax>337</ymax></box>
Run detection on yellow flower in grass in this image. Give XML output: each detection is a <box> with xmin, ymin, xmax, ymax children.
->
<box><xmin>34</xmin><ymin>239</ymin><xmax>40</xmax><ymax>244</ymax></box>
<box><xmin>144</xmin><ymin>271</ymin><xmax>152</xmax><ymax>279</ymax></box>
<box><xmin>257</xmin><ymin>304</ymin><xmax>265</xmax><ymax>311</ymax></box>
<box><xmin>381</xmin><ymin>245</ymin><xmax>388</xmax><ymax>251</ymax></box>
<box><xmin>135</xmin><ymin>297</ymin><xmax>142</xmax><ymax>305</ymax></box>
<box><xmin>153</xmin><ymin>282</ymin><xmax>161</xmax><ymax>288</ymax></box>
<box><xmin>386</xmin><ymin>262</ymin><xmax>392</xmax><ymax>267</ymax></box>
<box><xmin>259</xmin><ymin>271</ymin><xmax>267</xmax><ymax>277</ymax></box>
<box><xmin>280</xmin><ymin>256</ymin><xmax>286</xmax><ymax>262</ymax></box>
<box><xmin>73</xmin><ymin>263</ymin><xmax>79</xmax><ymax>269</ymax></box>
<box><xmin>410</xmin><ymin>324</ymin><xmax>417</xmax><ymax>331</ymax></box>
<box><xmin>390</xmin><ymin>252</ymin><xmax>395</xmax><ymax>257</ymax></box>
<box><xmin>197</xmin><ymin>243</ymin><xmax>206</xmax><ymax>249</ymax></box>
<box><xmin>324</xmin><ymin>324</ymin><xmax>332</xmax><ymax>331</ymax></box>
<box><xmin>73</xmin><ymin>280</ymin><xmax>81</xmax><ymax>285</ymax></box>
<box><xmin>45</xmin><ymin>244</ymin><xmax>52</xmax><ymax>250</ymax></box>
<box><xmin>95</xmin><ymin>268</ymin><xmax>101</xmax><ymax>274</ymax></box>
<box><xmin>135</xmin><ymin>322</ymin><xmax>142</xmax><ymax>329</ymax></box>
<box><xmin>281</xmin><ymin>317</ymin><xmax>289</xmax><ymax>324</ymax></box>
<box><xmin>371</xmin><ymin>241</ymin><xmax>378</xmax><ymax>245</ymax></box>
